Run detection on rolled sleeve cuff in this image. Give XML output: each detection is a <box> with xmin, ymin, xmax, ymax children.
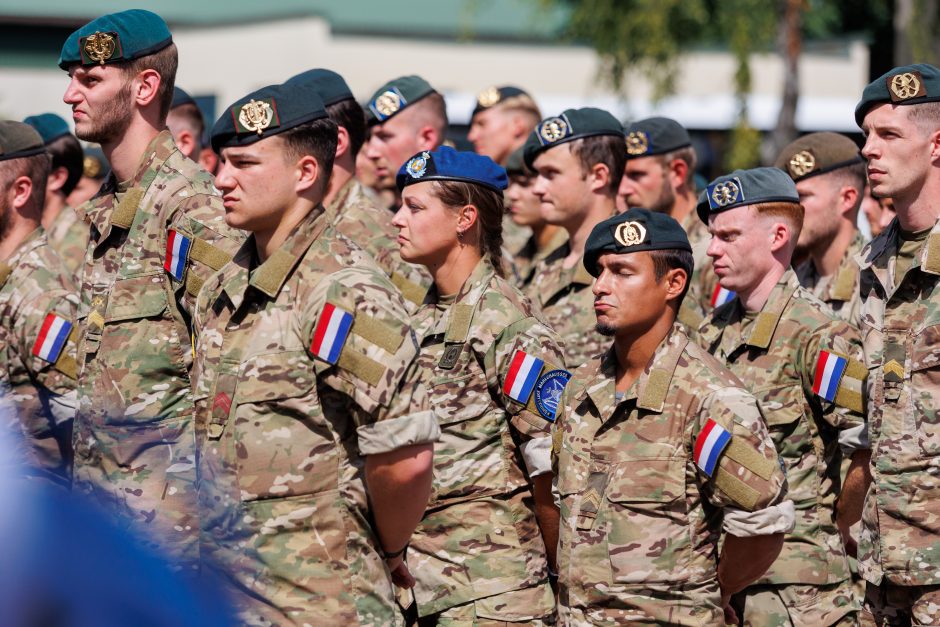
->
<box><xmin>722</xmin><ymin>500</ymin><xmax>795</xmax><ymax>537</ymax></box>
<box><xmin>521</xmin><ymin>436</ymin><xmax>552</xmax><ymax>477</ymax></box>
<box><xmin>357</xmin><ymin>410</ymin><xmax>441</xmax><ymax>456</ymax></box>
<box><xmin>838</xmin><ymin>423</ymin><xmax>869</xmax><ymax>454</ymax></box>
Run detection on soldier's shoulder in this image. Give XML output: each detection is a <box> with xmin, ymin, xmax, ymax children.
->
<box><xmin>475</xmin><ymin>273</ymin><xmax>538</xmax><ymax>329</ymax></box>
<box><xmin>787</xmin><ymin>286</ymin><xmax>856</xmax><ymax>335</ymax></box>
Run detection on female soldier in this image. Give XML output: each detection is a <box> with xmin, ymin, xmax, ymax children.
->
<box><xmin>392</xmin><ymin>147</ymin><xmax>567</xmax><ymax>625</ymax></box>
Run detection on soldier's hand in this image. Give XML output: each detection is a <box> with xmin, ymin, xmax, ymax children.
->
<box><xmin>838</xmin><ymin>522</ymin><xmax>859</xmax><ymax>559</ymax></box>
<box><xmin>388</xmin><ymin>556</ymin><xmax>416</xmax><ymax>589</ymax></box>
<box><xmin>722</xmin><ymin>601</ymin><xmax>739</xmax><ymax>626</ymax></box>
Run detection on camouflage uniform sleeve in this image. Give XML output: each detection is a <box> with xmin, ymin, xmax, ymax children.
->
<box><xmin>306</xmin><ymin>269</ymin><xmax>440</xmax><ymax>456</ymax></box>
<box><xmin>695</xmin><ymin>386</ymin><xmax>795</xmax><ymax>537</ymax></box>
<box><xmin>490</xmin><ymin>316</ymin><xmax>569</xmax><ymax>478</ymax></box>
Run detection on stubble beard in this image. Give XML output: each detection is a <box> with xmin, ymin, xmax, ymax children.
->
<box><xmin>596</xmin><ymin>322</ymin><xmax>618</xmax><ymax>337</ymax></box>
<box><xmin>75</xmin><ymin>81</ymin><xmax>135</xmax><ymax>146</ymax></box>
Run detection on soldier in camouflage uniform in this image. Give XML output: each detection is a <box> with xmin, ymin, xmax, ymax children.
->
<box><xmin>286</xmin><ymin>68</ymin><xmax>432</xmax><ymax>311</ymax></box>
<box><xmin>23</xmin><ymin>113</ymin><xmax>89</xmax><ymax>276</ymax></box>
<box><xmin>59</xmin><ymin>10</ymin><xmax>245</xmax><ymax>568</ymax></box>
<box><xmin>196</xmin><ymin>81</ymin><xmax>439</xmax><ymax>627</ymax></box>
<box><xmin>0</xmin><ymin>121</ymin><xmax>79</xmax><ymax>486</ymax></box>
<box><xmin>852</xmin><ymin>63</ymin><xmax>940</xmax><ymax>625</ymax></box>
<box><xmin>555</xmin><ymin>208</ymin><xmax>793</xmax><ymax>625</ymax></box>
<box><xmin>775</xmin><ymin>132</ymin><xmax>868</xmax><ymax>323</ymax></box>
<box><xmin>523</xmin><ymin>108</ymin><xmax>625</xmax><ymax>368</ymax></box>
<box><xmin>697</xmin><ymin>168</ymin><xmax>869</xmax><ymax>625</ymax></box>
<box><xmin>392</xmin><ymin>147</ymin><xmax>562</xmax><ymax>624</ymax></box>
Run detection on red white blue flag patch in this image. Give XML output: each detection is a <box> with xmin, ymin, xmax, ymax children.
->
<box><xmin>813</xmin><ymin>350</ymin><xmax>848</xmax><ymax>402</ymax></box>
<box><xmin>164</xmin><ymin>230</ymin><xmax>192</xmax><ymax>281</ymax></box>
<box><xmin>32</xmin><ymin>313</ymin><xmax>73</xmax><ymax>363</ymax></box>
<box><xmin>710</xmin><ymin>285</ymin><xmax>737</xmax><ymax>308</ymax></box>
<box><xmin>311</xmin><ymin>303</ymin><xmax>353</xmax><ymax>365</ymax></box>
<box><xmin>503</xmin><ymin>350</ymin><xmax>544</xmax><ymax>404</ymax></box>
<box><xmin>694</xmin><ymin>418</ymin><xmax>732</xmax><ymax>477</ymax></box>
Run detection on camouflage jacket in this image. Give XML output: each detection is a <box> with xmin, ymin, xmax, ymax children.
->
<box><xmin>326</xmin><ymin>177</ymin><xmax>431</xmax><ymax>310</ymax></box>
<box><xmin>677</xmin><ymin>210</ymin><xmax>713</xmax><ymax>332</ymax></box>
<box><xmin>0</xmin><ymin>228</ymin><xmax>78</xmax><ymax>485</ymax></box>
<box><xmin>854</xmin><ymin>217</ymin><xmax>940</xmax><ymax>586</ymax></box>
<box><xmin>698</xmin><ymin>269</ymin><xmax>867</xmax><ymax>585</ymax></box>
<box><xmin>408</xmin><ymin>258</ymin><xmax>562</xmax><ymax>619</ymax></box>
<box><xmin>510</xmin><ymin>228</ymin><xmax>567</xmax><ymax>291</ymax></box>
<box><xmin>46</xmin><ymin>205</ymin><xmax>89</xmax><ymax>278</ymax></box>
<box><xmin>71</xmin><ymin>131</ymin><xmax>245</xmax><ymax>567</ymax></box>
<box><xmin>554</xmin><ymin>324</ymin><xmax>791</xmax><ymax>626</ymax></box>
<box><xmin>193</xmin><ymin>205</ymin><xmax>439</xmax><ymax>627</ymax></box>
<box><xmin>525</xmin><ymin>242</ymin><xmax>607</xmax><ymax>368</ymax></box>
<box><xmin>795</xmin><ymin>231</ymin><xmax>867</xmax><ymax>323</ymax></box>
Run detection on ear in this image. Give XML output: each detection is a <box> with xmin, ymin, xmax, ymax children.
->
<box><xmin>838</xmin><ymin>185</ymin><xmax>859</xmax><ymax>217</ymax></box>
<box><xmin>294</xmin><ymin>154</ymin><xmax>321</xmax><ymax>195</ymax></box>
<box><xmin>133</xmin><ymin>68</ymin><xmax>162</xmax><ymax>109</ymax></box>
<box><xmin>457</xmin><ymin>203</ymin><xmax>479</xmax><ymax>234</ymax></box>
<box><xmin>416</xmin><ymin>125</ymin><xmax>439</xmax><ymax>151</ymax></box>
<box><xmin>334</xmin><ymin>125</ymin><xmax>351</xmax><ymax>160</ymax></box>
<box><xmin>10</xmin><ymin>175</ymin><xmax>34</xmax><ymax>211</ymax></box>
<box><xmin>668</xmin><ymin>158</ymin><xmax>688</xmax><ymax>190</ymax></box>
<box><xmin>587</xmin><ymin>161</ymin><xmax>611</xmax><ymax>193</ymax></box>
<box><xmin>174</xmin><ymin>129</ymin><xmax>196</xmax><ymax>158</ymax></box>
<box><xmin>198</xmin><ymin>147</ymin><xmax>219</xmax><ymax>175</ymax></box>
<box><xmin>662</xmin><ymin>267</ymin><xmax>689</xmax><ymax>303</ymax></box>
<box><xmin>509</xmin><ymin>112</ymin><xmax>528</xmax><ymax>141</ymax></box>
<box><xmin>931</xmin><ymin>129</ymin><xmax>940</xmax><ymax>163</ymax></box>
<box><xmin>47</xmin><ymin>166</ymin><xmax>70</xmax><ymax>194</ymax></box>
<box><xmin>768</xmin><ymin>220</ymin><xmax>792</xmax><ymax>252</ymax></box>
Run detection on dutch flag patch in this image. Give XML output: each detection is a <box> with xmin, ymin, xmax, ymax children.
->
<box><xmin>694</xmin><ymin>418</ymin><xmax>732</xmax><ymax>477</ymax></box>
<box><xmin>310</xmin><ymin>303</ymin><xmax>354</xmax><ymax>365</ymax></box>
<box><xmin>32</xmin><ymin>313</ymin><xmax>73</xmax><ymax>364</ymax></box>
<box><xmin>710</xmin><ymin>285</ymin><xmax>737</xmax><ymax>308</ymax></box>
<box><xmin>164</xmin><ymin>230</ymin><xmax>192</xmax><ymax>281</ymax></box>
<box><xmin>813</xmin><ymin>350</ymin><xmax>848</xmax><ymax>403</ymax></box>
<box><xmin>503</xmin><ymin>350</ymin><xmax>544</xmax><ymax>404</ymax></box>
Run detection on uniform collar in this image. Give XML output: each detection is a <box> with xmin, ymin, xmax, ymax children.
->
<box><xmin>537</xmin><ymin>241</ymin><xmax>594</xmax><ymax>306</ymax></box>
<box><xmin>426</xmin><ymin>256</ymin><xmax>496</xmax><ymax>344</ymax></box>
<box><xmin>797</xmin><ymin>231</ymin><xmax>866</xmax><ymax>302</ymax></box>
<box><xmin>856</xmin><ymin>215</ymin><xmax>940</xmax><ymax>291</ymax></box>
<box><xmin>742</xmin><ymin>269</ymin><xmax>799</xmax><ymax>350</ymax></box>
<box><xmin>323</xmin><ymin>176</ymin><xmax>358</xmax><ymax>225</ymax></box>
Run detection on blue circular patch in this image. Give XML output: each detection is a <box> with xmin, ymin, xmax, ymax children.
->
<box><xmin>534</xmin><ymin>369</ymin><xmax>571</xmax><ymax>421</ymax></box>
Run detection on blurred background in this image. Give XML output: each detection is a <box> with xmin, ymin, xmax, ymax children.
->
<box><xmin>0</xmin><ymin>0</ymin><xmax>931</xmax><ymax>176</ymax></box>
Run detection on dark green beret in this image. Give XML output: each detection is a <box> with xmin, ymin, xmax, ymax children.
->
<box><xmin>171</xmin><ymin>87</ymin><xmax>195</xmax><ymax>110</ymax></box>
<box><xmin>584</xmin><ymin>208</ymin><xmax>692</xmax><ymax>277</ymax></box>
<box><xmin>23</xmin><ymin>113</ymin><xmax>71</xmax><ymax>145</ymax></box>
<box><xmin>82</xmin><ymin>145</ymin><xmax>109</xmax><ymax>179</ymax></box>
<box><xmin>0</xmin><ymin>121</ymin><xmax>46</xmax><ymax>163</ymax></box>
<box><xmin>504</xmin><ymin>146</ymin><xmax>529</xmax><ymax>176</ymax></box>
<box><xmin>697</xmin><ymin>167</ymin><xmax>799</xmax><ymax>224</ymax></box>
<box><xmin>58</xmin><ymin>9</ymin><xmax>172</xmax><ymax>70</ymax></box>
<box><xmin>855</xmin><ymin>63</ymin><xmax>940</xmax><ymax>126</ymax></box>
<box><xmin>471</xmin><ymin>85</ymin><xmax>530</xmax><ymax>117</ymax></box>
<box><xmin>366</xmin><ymin>75</ymin><xmax>436</xmax><ymax>125</ymax></box>
<box><xmin>523</xmin><ymin>107</ymin><xmax>623</xmax><ymax>168</ymax></box>
<box><xmin>210</xmin><ymin>82</ymin><xmax>328</xmax><ymax>152</ymax></box>
<box><xmin>624</xmin><ymin>117</ymin><xmax>691</xmax><ymax>158</ymax></box>
<box><xmin>774</xmin><ymin>132</ymin><xmax>862</xmax><ymax>182</ymax></box>
<box><xmin>286</xmin><ymin>69</ymin><xmax>354</xmax><ymax>106</ymax></box>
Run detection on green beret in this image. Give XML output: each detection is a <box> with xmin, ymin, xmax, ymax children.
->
<box><xmin>171</xmin><ymin>87</ymin><xmax>195</xmax><ymax>110</ymax></box>
<box><xmin>504</xmin><ymin>147</ymin><xmax>529</xmax><ymax>176</ymax></box>
<box><xmin>210</xmin><ymin>82</ymin><xmax>329</xmax><ymax>152</ymax></box>
<box><xmin>774</xmin><ymin>132</ymin><xmax>862</xmax><ymax>182</ymax></box>
<box><xmin>855</xmin><ymin>63</ymin><xmax>940</xmax><ymax>126</ymax></box>
<box><xmin>472</xmin><ymin>85</ymin><xmax>531</xmax><ymax>117</ymax></box>
<box><xmin>23</xmin><ymin>113</ymin><xmax>71</xmax><ymax>145</ymax></box>
<box><xmin>584</xmin><ymin>208</ymin><xmax>692</xmax><ymax>277</ymax></box>
<box><xmin>286</xmin><ymin>69</ymin><xmax>354</xmax><ymax>106</ymax></box>
<box><xmin>366</xmin><ymin>75</ymin><xmax>436</xmax><ymax>125</ymax></box>
<box><xmin>58</xmin><ymin>9</ymin><xmax>172</xmax><ymax>70</ymax></box>
<box><xmin>697</xmin><ymin>167</ymin><xmax>799</xmax><ymax>224</ymax></box>
<box><xmin>523</xmin><ymin>107</ymin><xmax>623</xmax><ymax>168</ymax></box>
<box><xmin>624</xmin><ymin>117</ymin><xmax>691</xmax><ymax>158</ymax></box>
<box><xmin>0</xmin><ymin>121</ymin><xmax>45</xmax><ymax>163</ymax></box>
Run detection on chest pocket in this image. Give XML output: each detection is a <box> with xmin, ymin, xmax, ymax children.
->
<box><xmin>910</xmin><ymin>323</ymin><xmax>940</xmax><ymax>457</ymax></box>
<box><xmin>428</xmin><ymin>343</ymin><xmax>491</xmax><ymax>426</ymax></box>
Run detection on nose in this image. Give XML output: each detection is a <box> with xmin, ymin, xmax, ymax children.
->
<box><xmin>532</xmin><ymin>176</ymin><xmax>547</xmax><ymax>199</ymax></box>
<box><xmin>860</xmin><ymin>133</ymin><xmax>876</xmax><ymax>161</ymax></box>
<box><xmin>63</xmin><ymin>76</ymin><xmax>81</xmax><ymax>105</ymax></box>
<box><xmin>364</xmin><ymin>135</ymin><xmax>382</xmax><ymax>160</ymax></box>
<box><xmin>391</xmin><ymin>204</ymin><xmax>406</xmax><ymax>229</ymax></box>
<box><xmin>592</xmin><ymin>268</ymin><xmax>611</xmax><ymax>296</ymax></box>
<box><xmin>214</xmin><ymin>162</ymin><xmax>235</xmax><ymax>192</ymax></box>
<box><xmin>706</xmin><ymin>235</ymin><xmax>722</xmax><ymax>260</ymax></box>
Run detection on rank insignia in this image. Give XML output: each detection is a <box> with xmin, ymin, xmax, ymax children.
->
<box><xmin>164</xmin><ymin>230</ymin><xmax>192</xmax><ymax>281</ymax></box>
<box><xmin>477</xmin><ymin>86</ymin><xmax>501</xmax><ymax>108</ymax></box>
<box><xmin>883</xmin><ymin>358</ymin><xmax>904</xmax><ymax>382</ymax></box>
<box><xmin>707</xmin><ymin>177</ymin><xmax>744</xmax><ymax>210</ymax></box>
<box><xmin>788</xmin><ymin>150</ymin><xmax>816</xmax><ymax>178</ymax></box>
<box><xmin>370</xmin><ymin>88</ymin><xmax>406</xmax><ymax>121</ymax></box>
<box><xmin>80</xmin><ymin>31</ymin><xmax>121</xmax><ymax>65</ymax></box>
<box><xmin>32</xmin><ymin>313</ymin><xmax>73</xmax><ymax>364</ymax></box>
<box><xmin>311</xmin><ymin>303</ymin><xmax>353</xmax><ymax>365</ymax></box>
<box><xmin>533</xmin><ymin>369</ymin><xmax>571</xmax><ymax>421</ymax></box>
<box><xmin>405</xmin><ymin>152</ymin><xmax>430</xmax><ymax>179</ymax></box>
<box><xmin>537</xmin><ymin>115</ymin><xmax>572</xmax><ymax>146</ymax></box>
<box><xmin>613</xmin><ymin>221</ymin><xmax>647</xmax><ymax>247</ymax></box>
<box><xmin>889</xmin><ymin>71</ymin><xmax>926</xmax><ymax>102</ymax></box>
<box><xmin>234</xmin><ymin>98</ymin><xmax>279</xmax><ymax>136</ymax></box>
<box><xmin>626</xmin><ymin>130</ymin><xmax>650</xmax><ymax>156</ymax></box>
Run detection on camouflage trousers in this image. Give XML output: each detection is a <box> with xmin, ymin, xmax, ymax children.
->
<box><xmin>404</xmin><ymin>585</ymin><xmax>556</xmax><ymax>626</ymax></box>
<box><xmin>860</xmin><ymin>581</ymin><xmax>940</xmax><ymax>626</ymax></box>
<box><xmin>733</xmin><ymin>580</ymin><xmax>859</xmax><ymax>626</ymax></box>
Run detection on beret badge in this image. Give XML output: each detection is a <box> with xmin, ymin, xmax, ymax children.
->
<box><xmin>83</xmin><ymin>155</ymin><xmax>101</xmax><ymax>178</ymax></box>
<box><xmin>538</xmin><ymin>116</ymin><xmax>570</xmax><ymax>145</ymax></box>
<box><xmin>405</xmin><ymin>152</ymin><xmax>430</xmax><ymax>179</ymax></box>
<box><xmin>625</xmin><ymin>131</ymin><xmax>650</xmax><ymax>156</ymax></box>
<box><xmin>81</xmin><ymin>31</ymin><xmax>119</xmax><ymax>65</ymax></box>
<box><xmin>237</xmin><ymin>99</ymin><xmax>276</xmax><ymax>136</ymax></box>
<box><xmin>372</xmin><ymin>89</ymin><xmax>404</xmax><ymax>120</ymax></box>
<box><xmin>477</xmin><ymin>86</ymin><xmax>501</xmax><ymax>108</ymax></box>
<box><xmin>613</xmin><ymin>221</ymin><xmax>647</xmax><ymax>247</ymax></box>
<box><xmin>709</xmin><ymin>178</ymin><xmax>743</xmax><ymax>210</ymax></box>
<box><xmin>788</xmin><ymin>150</ymin><xmax>816</xmax><ymax>178</ymax></box>
<box><xmin>889</xmin><ymin>71</ymin><xmax>926</xmax><ymax>102</ymax></box>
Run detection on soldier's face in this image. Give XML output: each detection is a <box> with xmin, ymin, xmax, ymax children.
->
<box><xmin>393</xmin><ymin>181</ymin><xmax>461</xmax><ymax>268</ymax></box>
<box><xmin>63</xmin><ymin>65</ymin><xmax>134</xmax><ymax>146</ymax></box>
<box><xmin>468</xmin><ymin>108</ymin><xmax>515</xmax><ymax>164</ymax></box>
<box><xmin>592</xmin><ymin>251</ymin><xmax>680</xmax><ymax>337</ymax></box>
<box><xmin>532</xmin><ymin>145</ymin><xmax>592</xmax><ymax>228</ymax></box>
<box><xmin>365</xmin><ymin>112</ymin><xmax>424</xmax><ymax>189</ymax></box>
<box><xmin>506</xmin><ymin>174</ymin><xmax>543</xmax><ymax>227</ymax></box>
<box><xmin>619</xmin><ymin>157</ymin><xmax>674</xmax><ymax>213</ymax></box>
<box><xmin>794</xmin><ymin>174</ymin><xmax>843</xmax><ymax>256</ymax></box>
<box><xmin>861</xmin><ymin>104</ymin><xmax>938</xmax><ymax>202</ymax></box>
<box><xmin>706</xmin><ymin>206</ymin><xmax>779</xmax><ymax>295</ymax></box>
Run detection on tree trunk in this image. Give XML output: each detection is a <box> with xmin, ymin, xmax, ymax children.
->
<box><xmin>764</xmin><ymin>0</ymin><xmax>802</xmax><ymax>164</ymax></box>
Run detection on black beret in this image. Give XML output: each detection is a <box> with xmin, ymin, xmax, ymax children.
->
<box><xmin>0</xmin><ymin>121</ymin><xmax>46</xmax><ymax>163</ymax></box>
<box><xmin>171</xmin><ymin>87</ymin><xmax>196</xmax><ymax>110</ymax></box>
<box><xmin>471</xmin><ymin>85</ymin><xmax>530</xmax><ymax>117</ymax></box>
<box><xmin>624</xmin><ymin>117</ymin><xmax>691</xmax><ymax>158</ymax></box>
<box><xmin>504</xmin><ymin>146</ymin><xmax>529</xmax><ymax>176</ymax></box>
<box><xmin>397</xmin><ymin>146</ymin><xmax>507</xmax><ymax>193</ymax></box>
<box><xmin>366</xmin><ymin>75</ymin><xmax>436</xmax><ymax>126</ymax></box>
<box><xmin>697</xmin><ymin>167</ymin><xmax>799</xmax><ymax>224</ymax></box>
<box><xmin>286</xmin><ymin>69</ymin><xmax>355</xmax><ymax>106</ymax></box>
<box><xmin>58</xmin><ymin>9</ymin><xmax>172</xmax><ymax>70</ymax></box>
<box><xmin>774</xmin><ymin>132</ymin><xmax>863</xmax><ymax>182</ymax></box>
<box><xmin>584</xmin><ymin>208</ymin><xmax>692</xmax><ymax>277</ymax></box>
<box><xmin>523</xmin><ymin>107</ymin><xmax>623</xmax><ymax>168</ymax></box>
<box><xmin>210</xmin><ymin>82</ymin><xmax>328</xmax><ymax>152</ymax></box>
<box><xmin>23</xmin><ymin>113</ymin><xmax>71</xmax><ymax>145</ymax></box>
<box><xmin>855</xmin><ymin>63</ymin><xmax>940</xmax><ymax>126</ymax></box>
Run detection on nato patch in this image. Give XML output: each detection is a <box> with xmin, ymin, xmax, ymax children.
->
<box><xmin>534</xmin><ymin>369</ymin><xmax>571</xmax><ymax>421</ymax></box>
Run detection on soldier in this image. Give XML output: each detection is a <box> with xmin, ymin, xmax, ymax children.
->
<box><xmin>66</xmin><ymin>144</ymin><xmax>108</xmax><ymax>207</ymax></box>
<box><xmin>505</xmin><ymin>146</ymin><xmax>566</xmax><ymax>289</ymax></box>
<box><xmin>58</xmin><ymin>10</ymin><xmax>245</xmax><ymax>568</ymax></box>
<box><xmin>621</xmin><ymin>117</ymin><xmax>714</xmax><ymax>330</ymax></box>
<box><xmin>852</xmin><ymin>62</ymin><xmax>940</xmax><ymax>625</ymax></box>
<box><xmin>286</xmin><ymin>68</ymin><xmax>431</xmax><ymax>311</ymax></box>
<box><xmin>22</xmin><ymin>113</ymin><xmax>89</xmax><ymax>275</ymax></box>
<box><xmin>0</xmin><ymin>121</ymin><xmax>79</xmax><ymax>486</ymax></box>
<box><xmin>198</xmin><ymin>80</ymin><xmax>438</xmax><ymax>626</ymax></box>
<box><xmin>392</xmin><ymin>146</ymin><xmax>562</xmax><ymax>624</ymax></box>
<box><xmin>363</xmin><ymin>75</ymin><xmax>448</xmax><ymax>210</ymax></box>
<box><xmin>697</xmin><ymin>167</ymin><xmax>870</xmax><ymax>625</ymax></box>
<box><xmin>555</xmin><ymin>208</ymin><xmax>793</xmax><ymax>625</ymax></box>
<box><xmin>775</xmin><ymin>132</ymin><xmax>867</xmax><ymax>322</ymax></box>
<box><xmin>523</xmin><ymin>107</ymin><xmax>625</xmax><ymax>368</ymax></box>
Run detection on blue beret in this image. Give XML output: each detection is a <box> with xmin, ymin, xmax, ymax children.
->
<box><xmin>210</xmin><ymin>82</ymin><xmax>329</xmax><ymax>152</ymax></box>
<box><xmin>523</xmin><ymin>107</ymin><xmax>623</xmax><ymax>168</ymax></box>
<box><xmin>171</xmin><ymin>87</ymin><xmax>195</xmax><ymax>110</ymax></box>
<box><xmin>624</xmin><ymin>117</ymin><xmax>691</xmax><ymax>158</ymax></box>
<box><xmin>0</xmin><ymin>121</ymin><xmax>45</xmax><ymax>163</ymax></box>
<box><xmin>286</xmin><ymin>69</ymin><xmax>354</xmax><ymax>106</ymax></box>
<box><xmin>58</xmin><ymin>9</ymin><xmax>173</xmax><ymax>70</ymax></box>
<box><xmin>23</xmin><ymin>113</ymin><xmax>71</xmax><ymax>145</ymax></box>
<box><xmin>697</xmin><ymin>167</ymin><xmax>799</xmax><ymax>224</ymax></box>
<box><xmin>366</xmin><ymin>75</ymin><xmax>436</xmax><ymax>125</ymax></box>
<box><xmin>396</xmin><ymin>146</ymin><xmax>507</xmax><ymax>193</ymax></box>
<box><xmin>472</xmin><ymin>85</ymin><xmax>531</xmax><ymax>117</ymax></box>
<box><xmin>855</xmin><ymin>63</ymin><xmax>940</xmax><ymax>126</ymax></box>
<box><xmin>584</xmin><ymin>208</ymin><xmax>692</xmax><ymax>277</ymax></box>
